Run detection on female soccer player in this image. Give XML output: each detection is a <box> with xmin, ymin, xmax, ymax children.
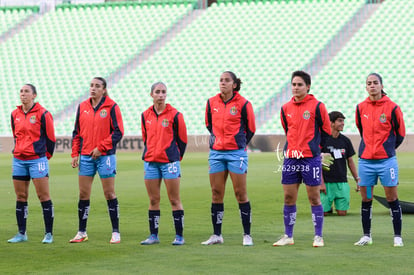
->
<box><xmin>273</xmin><ymin>70</ymin><xmax>331</xmax><ymax>247</ymax></box>
<box><xmin>70</xmin><ymin>77</ymin><xmax>124</xmax><ymax>244</ymax></box>
<box><xmin>8</xmin><ymin>84</ymin><xmax>56</xmax><ymax>244</ymax></box>
<box><xmin>354</xmin><ymin>73</ymin><xmax>405</xmax><ymax>247</ymax></box>
<box><xmin>202</xmin><ymin>71</ymin><xmax>256</xmax><ymax>246</ymax></box>
<box><xmin>140</xmin><ymin>82</ymin><xmax>187</xmax><ymax>245</ymax></box>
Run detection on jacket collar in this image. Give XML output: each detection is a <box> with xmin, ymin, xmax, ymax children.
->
<box><xmin>290</xmin><ymin>94</ymin><xmax>315</xmax><ymax>104</ymax></box>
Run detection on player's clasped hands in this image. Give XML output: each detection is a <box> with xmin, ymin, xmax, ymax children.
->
<box><xmin>90</xmin><ymin>148</ymin><xmax>102</xmax><ymax>160</ymax></box>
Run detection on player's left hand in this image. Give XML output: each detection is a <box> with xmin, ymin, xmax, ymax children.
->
<box><xmin>355</xmin><ymin>177</ymin><xmax>361</xmax><ymax>192</ymax></box>
<box><xmin>320</xmin><ymin>182</ymin><xmax>327</xmax><ymax>194</ymax></box>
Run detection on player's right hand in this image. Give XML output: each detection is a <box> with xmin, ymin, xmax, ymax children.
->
<box><xmin>71</xmin><ymin>156</ymin><xmax>79</xmax><ymax>168</ymax></box>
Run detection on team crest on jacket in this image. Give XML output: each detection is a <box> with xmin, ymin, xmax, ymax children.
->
<box><xmin>230</xmin><ymin>106</ymin><xmax>237</xmax><ymax>115</ymax></box>
<box><xmin>162</xmin><ymin>119</ymin><xmax>169</xmax><ymax>127</ymax></box>
<box><xmin>100</xmin><ymin>109</ymin><xmax>107</xmax><ymax>118</ymax></box>
<box><xmin>379</xmin><ymin>113</ymin><xmax>387</xmax><ymax>123</ymax></box>
<box><xmin>29</xmin><ymin>115</ymin><xmax>36</xmax><ymax>124</ymax></box>
<box><xmin>303</xmin><ymin>111</ymin><xmax>310</xmax><ymax>120</ymax></box>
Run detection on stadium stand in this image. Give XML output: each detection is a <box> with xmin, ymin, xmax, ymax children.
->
<box><xmin>0</xmin><ymin>6</ymin><xmax>36</xmax><ymax>36</ymax></box>
<box><xmin>0</xmin><ymin>2</ymin><xmax>194</xmax><ymax>135</ymax></box>
<box><xmin>0</xmin><ymin>0</ymin><xmax>412</xmax><ymax>136</ymax></box>
<box><xmin>109</xmin><ymin>0</ymin><xmax>365</xmax><ymax>135</ymax></box>
<box><xmin>257</xmin><ymin>0</ymin><xmax>414</xmax><ymax>134</ymax></box>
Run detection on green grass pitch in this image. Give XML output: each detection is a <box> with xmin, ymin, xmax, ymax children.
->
<box><xmin>0</xmin><ymin>152</ymin><xmax>413</xmax><ymax>274</ymax></box>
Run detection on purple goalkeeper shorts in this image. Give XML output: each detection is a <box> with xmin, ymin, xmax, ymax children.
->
<box><xmin>281</xmin><ymin>156</ymin><xmax>322</xmax><ymax>186</ymax></box>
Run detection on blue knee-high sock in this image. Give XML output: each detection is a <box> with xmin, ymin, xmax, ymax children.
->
<box><xmin>361</xmin><ymin>201</ymin><xmax>372</xmax><ymax>236</ymax></box>
<box><xmin>107</xmin><ymin>198</ymin><xmax>119</xmax><ymax>233</ymax></box>
<box><xmin>211</xmin><ymin>203</ymin><xmax>224</xmax><ymax>236</ymax></box>
<box><xmin>16</xmin><ymin>201</ymin><xmax>28</xmax><ymax>234</ymax></box>
<box><xmin>78</xmin><ymin>200</ymin><xmax>90</xmax><ymax>232</ymax></box>
<box><xmin>41</xmin><ymin>200</ymin><xmax>54</xmax><ymax>234</ymax></box>
<box><xmin>148</xmin><ymin>210</ymin><xmax>160</xmax><ymax>236</ymax></box>
<box><xmin>388</xmin><ymin>199</ymin><xmax>402</xmax><ymax>236</ymax></box>
<box><xmin>172</xmin><ymin>210</ymin><xmax>184</xmax><ymax>237</ymax></box>
<box><xmin>239</xmin><ymin>202</ymin><xmax>251</xmax><ymax>235</ymax></box>
<box><xmin>283</xmin><ymin>205</ymin><xmax>296</xmax><ymax>238</ymax></box>
<box><xmin>311</xmin><ymin>205</ymin><xmax>324</xmax><ymax>237</ymax></box>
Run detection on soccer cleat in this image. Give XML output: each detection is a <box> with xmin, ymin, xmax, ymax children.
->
<box><xmin>140</xmin><ymin>234</ymin><xmax>160</xmax><ymax>245</ymax></box>
<box><xmin>201</xmin><ymin>234</ymin><xmax>224</xmax><ymax>245</ymax></box>
<box><xmin>42</xmin><ymin>233</ymin><xmax>53</xmax><ymax>244</ymax></box>
<box><xmin>110</xmin><ymin>232</ymin><xmax>121</xmax><ymax>244</ymax></box>
<box><xmin>313</xmin><ymin>235</ymin><xmax>324</xmax><ymax>247</ymax></box>
<box><xmin>394</xmin><ymin>236</ymin><xmax>404</xmax><ymax>247</ymax></box>
<box><xmin>8</xmin><ymin>233</ymin><xmax>28</xmax><ymax>243</ymax></box>
<box><xmin>354</xmin><ymin>235</ymin><xmax>372</xmax><ymax>246</ymax></box>
<box><xmin>273</xmin><ymin>234</ymin><xmax>294</xmax><ymax>246</ymax></box>
<box><xmin>243</xmin><ymin>234</ymin><xmax>253</xmax><ymax>246</ymax></box>
<box><xmin>69</xmin><ymin>231</ymin><xmax>88</xmax><ymax>243</ymax></box>
<box><xmin>172</xmin><ymin>235</ymin><xmax>185</xmax><ymax>245</ymax></box>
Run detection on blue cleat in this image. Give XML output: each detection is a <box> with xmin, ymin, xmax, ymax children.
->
<box><xmin>172</xmin><ymin>235</ymin><xmax>185</xmax><ymax>245</ymax></box>
<box><xmin>8</xmin><ymin>233</ymin><xmax>28</xmax><ymax>243</ymax></box>
<box><xmin>42</xmin><ymin>233</ymin><xmax>53</xmax><ymax>244</ymax></box>
<box><xmin>140</xmin><ymin>234</ymin><xmax>159</xmax><ymax>245</ymax></box>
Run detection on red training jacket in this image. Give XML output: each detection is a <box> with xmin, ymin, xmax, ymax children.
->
<box><xmin>141</xmin><ymin>104</ymin><xmax>187</xmax><ymax>163</ymax></box>
<box><xmin>280</xmin><ymin>94</ymin><xmax>331</xmax><ymax>158</ymax></box>
<box><xmin>72</xmin><ymin>96</ymin><xmax>124</xmax><ymax>157</ymax></box>
<box><xmin>356</xmin><ymin>95</ymin><xmax>405</xmax><ymax>159</ymax></box>
<box><xmin>11</xmin><ymin>103</ymin><xmax>55</xmax><ymax>160</ymax></box>
<box><xmin>205</xmin><ymin>92</ymin><xmax>256</xmax><ymax>151</ymax></box>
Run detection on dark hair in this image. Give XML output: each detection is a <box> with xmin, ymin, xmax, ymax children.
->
<box><xmin>93</xmin><ymin>77</ymin><xmax>108</xmax><ymax>96</ymax></box>
<box><xmin>93</xmin><ymin>77</ymin><xmax>107</xmax><ymax>89</ymax></box>
<box><xmin>329</xmin><ymin>111</ymin><xmax>345</xmax><ymax>123</ymax></box>
<box><xmin>223</xmin><ymin>71</ymin><xmax>242</xmax><ymax>92</ymax></box>
<box><xmin>367</xmin><ymin>72</ymin><xmax>386</xmax><ymax>95</ymax></box>
<box><xmin>25</xmin><ymin>83</ymin><xmax>37</xmax><ymax>95</ymax></box>
<box><xmin>291</xmin><ymin>70</ymin><xmax>311</xmax><ymax>86</ymax></box>
<box><xmin>150</xmin><ymin>81</ymin><xmax>167</xmax><ymax>93</ymax></box>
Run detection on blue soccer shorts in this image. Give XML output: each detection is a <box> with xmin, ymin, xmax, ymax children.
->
<box><xmin>144</xmin><ymin>161</ymin><xmax>181</xmax><ymax>180</ymax></box>
<box><xmin>281</xmin><ymin>156</ymin><xmax>322</xmax><ymax>186</ymax></box>
<box><xmin>208</xmin><ymin>149</ymin><xmax>248</xmax><ymax>175</ymax></box>
<box><xmin>12</xmin><ymin>157</ymin><xmax>49</xmax><ymax>180</ymax></box>
<box><xmin>358</xmin><ymin>156</ymin><xmax>399</xmax><ymax>187</ymax></box>
<box><xmin>79</xmin><ymin>155</ymin><xmax>117</xmax><ymax>178</ymax></box>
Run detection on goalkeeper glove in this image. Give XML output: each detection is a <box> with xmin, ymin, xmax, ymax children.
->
<box><xmin>321</xmin><ymin>153</ymin><xmax>334</xmax><ymax>171</ymax></box>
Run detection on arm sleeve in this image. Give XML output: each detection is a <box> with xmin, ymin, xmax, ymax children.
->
<box><xmin>242</xmin><ymin>101</ymin><xmax>256</xmax><ymax>145</ymax></box>
<box><xmin>97</xmin><ymin>104</ymin><xmax>124</xmax><ymax>152</ymax></box>
<box><xmin>205</xmin><ymin>100</ymin><xmax>212</xmax><ymax>133</ymax></box>
<box><xmin>392</xmin><ymin>106</ymin><xmax>405</xmax><ymax>148</ymax></box>
<box><xmin>71</xmin><ymin>105</ymin><xmax>81</xmax><ymax>158</ymax></box>
<box><xmin>355</xmin><ymin>105</ymin><xmax>363</xmax><ymax>137</ymax></box>
<box><xmin>11</xmin><ymin>113</ymin><xmax>16</xmax><ymax>139</ymax></box>
<box><xmin>317</xmin><ymin>102</ymin><xmax>332</xmax><ymax>147</ymax></box>
<box><xmin>43</xmin><ymin>111</ymin><xmax>56</xmax><ymax>159</ymax></box>
<box><xmin>280</xmin><ymin>107</ymin><xmax>287</xmax><ymax>135</ymax></box>
<box><xmin>141</xmin><ymin>112</ymin><xmax>147</xmax><ymax>145</ymax></box>
<box><xmin>175</xmin><ymin>112</ymin><xmax>187</xmax><ymax>160</ymax></box>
